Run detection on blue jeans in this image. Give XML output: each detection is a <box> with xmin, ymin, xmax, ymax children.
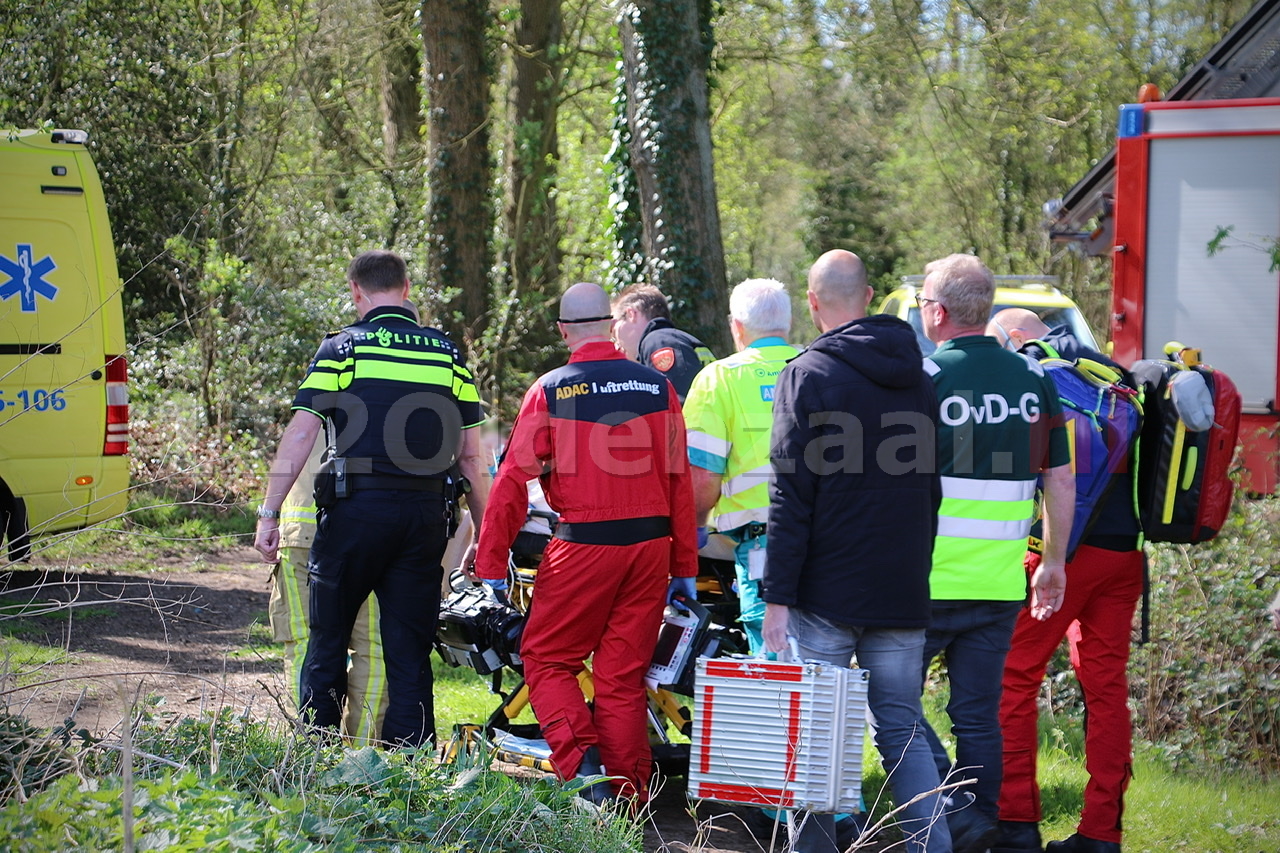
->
<box><xmin>920</xmin><ymin>600</ymin><xmax>1023</xmax><ymax>824</ymax></box>
<box><xmin>788</xmin><ymin>608</ymin><xmax>952</xmax><ymax>853</ymax></box>
<box><xmin>728</xmin><ymin>529</ymin><xmax>766</xmax><ymax>655</ymax></box>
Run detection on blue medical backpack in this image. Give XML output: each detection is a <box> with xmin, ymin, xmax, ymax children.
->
<box><xmin>1027</xmin><ymin>342</ymin><xmax>1144</xmax><ymax>561</ymax></box>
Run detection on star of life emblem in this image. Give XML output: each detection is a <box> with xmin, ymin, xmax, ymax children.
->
<box><xmin>0</xmin><ymin>244</ymin><xmax>58</xmax><ymax>313</ymax></box>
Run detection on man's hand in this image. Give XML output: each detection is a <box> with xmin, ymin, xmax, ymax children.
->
<box><xmin>461</xmin><ymin>539</ymin><xmax>480</xmax><ymax>582</ymax></box>
<box><xmin>254</xmin><ymin>519</ymin><xmax>280</xmax><ymax>564</ymax></box>
<box><xmin>668</xmin><ymin>576</ymin><xmax>697</xmax><ymax>604</ymax></box>
<box><xmin>1028</xmin><ymin>558</ymin><xmax>1066</xmax><ymax>621</ymax></box>
<box><xmin>762</xmin><ymin>602</ymin><xmax>790</xmax><ymax>653</ymax></box>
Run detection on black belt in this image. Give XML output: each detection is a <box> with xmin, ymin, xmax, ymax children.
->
<box><xmin>347</xmin><ymin>475</ymin><xmax>444</xmax><ymax>493</ymax></box>
<box><xmin>554</xmin><ymin>516</ymin><xmax>670</xmax><ymax>546</ymax></box>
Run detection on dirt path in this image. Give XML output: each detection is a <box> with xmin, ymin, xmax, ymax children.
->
<box><xmin>1</xmin><ymin>546</ymin><xmax>822</xmax><ymax>852</ymax></box>
<box><xmin>1</xmin><ymin>548</ymin><xmax>284</xmax><ymax>734</ymax></box>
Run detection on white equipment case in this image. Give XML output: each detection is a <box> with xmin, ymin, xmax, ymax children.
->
<box><xmin>688</xmin><ymin>654</ymin><xmax>869</xmax><ymax>813</ymax></box>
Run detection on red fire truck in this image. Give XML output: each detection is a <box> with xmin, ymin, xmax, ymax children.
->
<box><xmin>1049</xmin><ymin>1</ymin><xmax>1280</xmax><ymax>494</ymax></box>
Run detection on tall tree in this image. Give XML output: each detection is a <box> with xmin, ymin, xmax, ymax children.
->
<box><xmin>505</xmin><ymin>0</ymin><xmax>562</xmax><ymax>299</ymax></box>
<box><xmin>617</xmin><ymin>0</ymin><xmax>730</xmax><ymax>353</ymax></box>
<box><xmin>422</xmin><ymin>0</ymin><xmax>493</xmax><ymax>346</ymax></box>
<box><xmin>377</xmin><ymin>0</ymin><xmax>426</xmax><ymax>249</ymax></box>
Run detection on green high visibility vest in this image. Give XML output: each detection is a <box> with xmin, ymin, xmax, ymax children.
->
<box><xmin>924</xmin><ymin>336</ymin><xmax>1070</xmax><ymax>601</ymax></box>
<box><xmin>683</xmin><ymin>338</ymin><xmax>799</xmax><ymax>531</ymax></box>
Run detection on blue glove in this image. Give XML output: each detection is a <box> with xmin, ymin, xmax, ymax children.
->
<box><xmin>482</xmin><ymin>578</ymin><xmax>509</xmax><ymax>592</ymax></box>
<box><xmin>696</xmin><ymin>526</ymin><xmax>709</xmax><ymax>549</ymax></box>
<box><xmin>668</xmin><ymin>576</ymin><xmax>697</xmax><ymax>604</ymax></box>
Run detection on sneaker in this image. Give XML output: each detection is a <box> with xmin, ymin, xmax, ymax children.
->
<box><xmin>1045</xmin><ymin>833</ymin><xmax>1120</xmax><ymax>853</ymax></box>
<box><xmin>993</xmin><ymin>820</ymin><xmax>1043</xmax><ymax>853</ymax></box>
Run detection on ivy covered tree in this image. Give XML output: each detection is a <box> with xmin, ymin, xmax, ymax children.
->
<box><xmin>422</xmin><ymin>0</ymin><xmax>493</xmax><ymax>350</ymax></box>
<box><xmin>616</xmin><ymin>0</ymin><xmax>730</xmax><ymax>354</ymax></box>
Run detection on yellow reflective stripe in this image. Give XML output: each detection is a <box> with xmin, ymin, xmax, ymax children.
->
<box><xmin>930</xmin><ymin>535</ymin><xmax>1027</xmax><ymax>600</ymax></box>
<box><xmin>453</xmin><ymin>364</ymin><xmax>481</xmax><ymax>402</ymax></box>
<box><xmin>277</xmin><ymin>548</ymin><xmax>310</xmax><ymax>706</ymax></box>
<box><xmin>939</xmin><ymin>496</ymin><xmax>1032</xmax><ymax>522</ymax></box>
<box><xmin>317</xmin><ymin>358</ymin><xmax>354</xmax><ymax>370</ymax></box>
<box><xmin>353</xmin><ymin>360</ymin><xmax>453</xmax><ymax>386</ymax></box>
<box><xmin>1163</xmin><ymin>421</ymin><xmax>1187</xmax><ymax>524</ymax></box>
<box><xmin>279</xmin><ymin>508</ymin><xmax>316</xmax><ymax>522</ymax></box>
<box><xmin>300</xmin><ymin>370</ymin><xmax>342</xmax><ymax>392</ymax></box>
<box><xmin>723</xmin><ymin>463</ymin><xmax>773</xmax><ymax>497</ymax></box>
<box><xmin>354</xmin><ymin>345</ymin><xmax>452</xmax><ymax>364</ymax></box>
<box><xmin>714</xmin><ymin>505</ymin><xmax>770</xmax><ymax>530</ymax></box>
<box><xmin>348</xmin><ymin>597</ymin><xmax>387</xmax><ymax>742</ymax></box>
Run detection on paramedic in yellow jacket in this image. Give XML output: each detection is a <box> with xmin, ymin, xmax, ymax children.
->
<box><xmin>683</xmin><ymin>278</ymin><xmax>800</xmax><ymax>654</ymax></box>
<box><xmin>269</xmin><ymin>434</ymin><xmax>388</xmax><ymax>740</ymax></box>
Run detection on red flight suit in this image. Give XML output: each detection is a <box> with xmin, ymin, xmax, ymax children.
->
<box><xmin>476</xmin><ymin>340</ymin><xmax>698</xmax><ymax>798</ymax></box>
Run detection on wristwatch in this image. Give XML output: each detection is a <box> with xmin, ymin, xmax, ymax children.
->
<box><xmin>256</xmin><ymin>506</ymin><xmax>281</xmax><ymax>519</ymax></box>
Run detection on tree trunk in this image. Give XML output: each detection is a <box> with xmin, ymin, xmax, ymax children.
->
<box><xmin>377</xmin><ymin>0</ymin><xmax>425</xmax><ymax>249</ymax></box>
<box><xmin>505</xmin><ymin>0</ymin><xmax>562</xmax><ymax>299</ymax></box>
<box><xmin>617</xmin><ymin>0</ymin><xmax>730</xmax><ymax>354</ymax></box>
<box><xmin>422</xmin><ymin>0</ymin><xmax>492</xmax><ymax>346</ymax></box>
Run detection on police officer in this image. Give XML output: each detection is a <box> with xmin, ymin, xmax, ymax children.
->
<box><xmin>473</xmin><ymin>282</ymin><xmax>698</xmax><ymax>802</ymax></box>
<box><xmin>254</xmin><ymin>250</ymin><xmax>489</xmax><ymax>747</ymax></box>
<box><xmin>611</xmin><ymin>283</ymin><xmax>716</xmax><ymax>402</ymax></box>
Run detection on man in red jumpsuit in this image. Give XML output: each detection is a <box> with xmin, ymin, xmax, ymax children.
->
<box><xmin>472</xmin><ymin>281</ymin><xmax>699</xmax><ymax>801</ymax></box>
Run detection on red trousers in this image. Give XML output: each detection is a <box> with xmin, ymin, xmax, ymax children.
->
<box><xmin>521</xmin><ymin>536</ymin><xmax>669</xmax><ymax>799</ymax></box>
<box><xmin>998</xmin><ymin>544</ymin><xmax>1143</xmax><ymax>843</ymax></box>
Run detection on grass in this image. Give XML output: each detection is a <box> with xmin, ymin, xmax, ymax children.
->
<box><xmin>32</xmin><ymin>488</ymin><xmax>255</xmax><ymax>565</ymax></box>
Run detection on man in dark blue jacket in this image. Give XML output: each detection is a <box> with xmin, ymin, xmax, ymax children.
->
<box><xmin>764</xmin><ymin>249</ymin><xmax>950</xmax><ymax>853</ymax></box>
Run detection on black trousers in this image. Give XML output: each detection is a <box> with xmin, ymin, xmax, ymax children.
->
<box><xmin>301</xmin><ymin>490</ymin><xmax>447</xmax><ymax>746</ymax></box>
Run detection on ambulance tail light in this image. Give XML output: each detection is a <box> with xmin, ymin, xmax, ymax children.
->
<box><xmin>103</xmin><ymin>355</ymin><xmax>129</xmax><ymax>456</ymax></box>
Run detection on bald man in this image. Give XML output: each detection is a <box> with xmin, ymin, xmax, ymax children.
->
<box><xmin>764</xmin><ymin>251</ymin><xmax>950</xmax><ymax>853</ymax></box>
<box><xmin>474</xmin><ymin>282</ymin><xmax>698</xmax><ymax>803</ymax></box>
<box><xmin>986</xmin><ymin>309</ymin><xmax>1142</xmax><ymax>853</ymax></box>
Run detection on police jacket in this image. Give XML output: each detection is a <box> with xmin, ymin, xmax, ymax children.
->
<box><xmin>1020</xmin><ymin>327</ymin><xmax>1141</xmax><ymax>551</ymax></box>
<box><xmin>637</xmin><ymin>317</ymin><xmax>715</xmax><ymax>403</ymax></box>
<box><xmin>292</xmin><ymin>305</ymin><xmax>484</xmax><ymax>478</ymax></box>
<box><xmin>764</xmin><ymin>315</ymin><xmax>940</xmax><ymax>629</ymax></box>
<box><xmin>475</xmin><ymin>341</ymin><xmax>699</xmax><ymax>580</ymax></box>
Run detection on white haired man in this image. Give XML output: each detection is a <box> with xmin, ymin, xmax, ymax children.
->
<box><xmin>683</xmin><ymin>277</ymin><xmax>799</xmax><ymax>655</ymax></box>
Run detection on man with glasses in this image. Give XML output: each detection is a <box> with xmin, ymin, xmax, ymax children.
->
<box><xmin>916</xmin><ymin>255</ymin><xmax>1074</xmax><ymax>853</ymax></box>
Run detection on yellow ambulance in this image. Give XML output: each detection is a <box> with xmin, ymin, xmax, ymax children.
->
<box><xmin>0</xmin><ymin>129</ymin><xmax>129</xmax><ymax>560</ymax></box>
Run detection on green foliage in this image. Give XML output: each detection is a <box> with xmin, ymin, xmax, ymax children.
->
<box><xmin>1131</xmin><ymin>499</ymin><xmax>1280</xmax><ymax>771</ymax></box>
<box><xmin>606</xmin><ymin>59</ymin><xmax>646</xmax><ymax>295</ymax></box>
<box><xmin>0</xmin><ymin>714</ymin><xmax>87</xmax><ymax>806</ymax></box>
<box><xmin>0</xmin><ymin>710</ymin><xmax>642</xmax><ymax>852</ymax></box>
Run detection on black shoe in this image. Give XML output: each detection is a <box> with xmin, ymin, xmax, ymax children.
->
<box><xmin>834</xmin><ymin>812</ymin><xmax>868</xmax><ymax>848</ymax></box>
<box><xmin>743</xmin><ymin>809</ymin><xmax>866</xmax><ymax>847</ymax></box>
<box><xmin>993</xmin><ymin>820</ymin><xmax>1043</xmax><ymax>852</ymax></box>
<box><xmin>1045</xmin><ymin>833</ymin><xmax>1120</xmax><ymax>853</ymax></box>
<box><xmin>947</xmin><ymin>802</ymin><xmax>999</xmax><ymax>853</ymax></box>
<box><xmin>743</xmin><ymin>808</ymin><xmax>786</xmax><ymax>842</ymax></box>
<box><xmin>572</xmin><ymin>746</ymin><xmax>614</xmax><ymax>805</ymax></box>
